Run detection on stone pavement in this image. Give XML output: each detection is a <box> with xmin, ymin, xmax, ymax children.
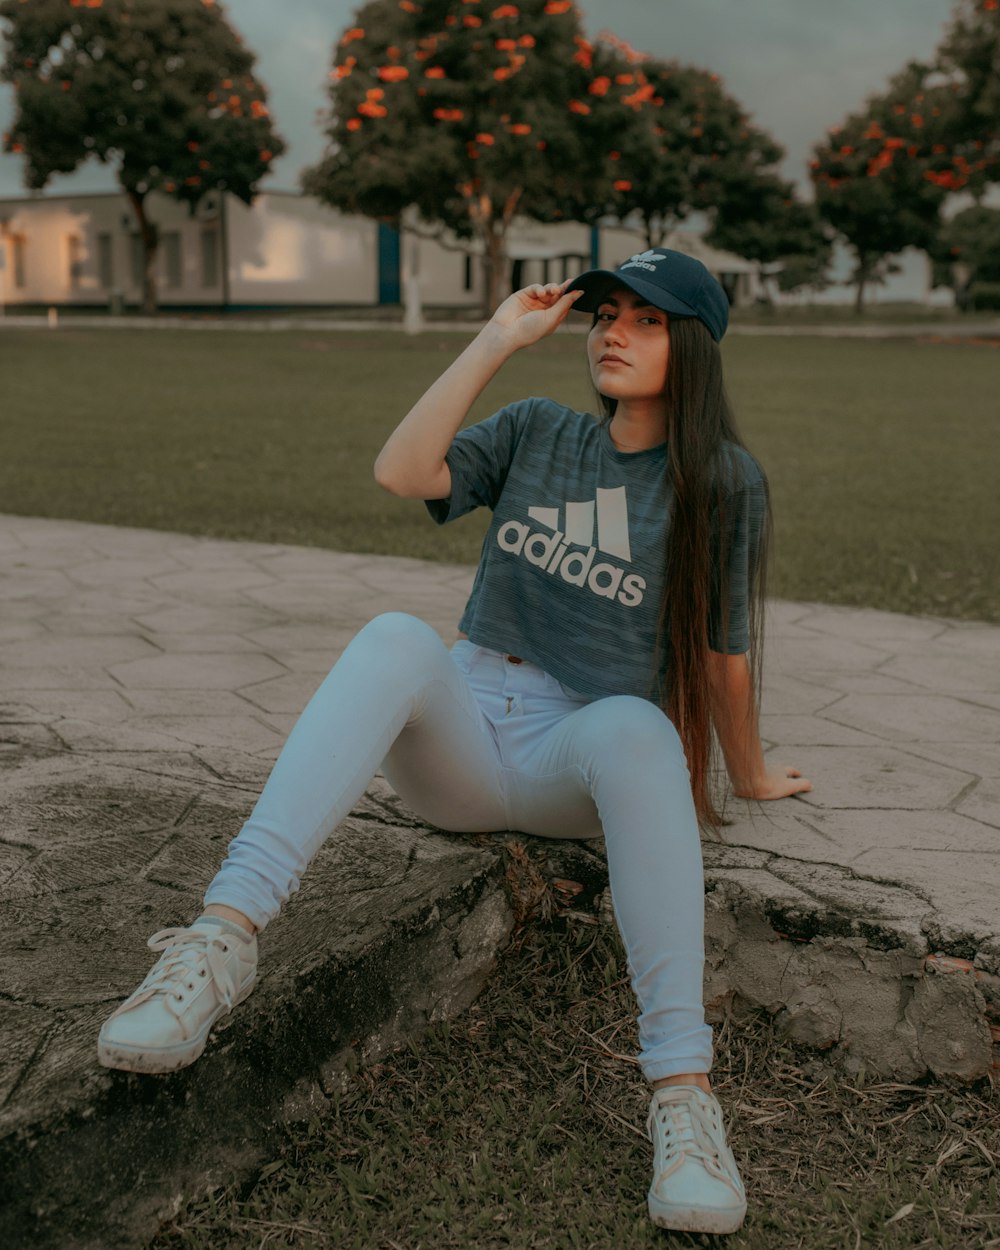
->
<box><xmin>1</xmin><ymin>513</ymin><xmax>998</xmax><ymax>1249</ymax></box>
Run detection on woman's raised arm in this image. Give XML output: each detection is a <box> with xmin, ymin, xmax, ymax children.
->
<box><xmin>373</xmin><ymin>281</ymin><xmax>582</xmax><ymax>499</ymax></box>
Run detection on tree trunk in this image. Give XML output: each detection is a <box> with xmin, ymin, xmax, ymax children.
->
<box><xmin>126</xmin><ymin>189</ymin><xmax>159</xmax><ymax>315</ymax></box>
<box><xmin>482</xmin><ymin>224</ymin><xmax>507</xmax><ymax>316</ymax></box>
<box><xmin>462</xmin><ymin>185</ymin><xmax>520</xmax><ymax>318</ymax></box>
<box><xmin>853</xmin><ymin>271</ymin><xmax>867</xmax><ymax>314</ymax></box>
<box><xmin>642</xmin><ymin>213</ymin><xmax>673</xmax><ymax>251</ymax></box>
<box><xmin>755</xmin><ymin>262</ymin><xmax>772</xmax><ymax>305</ymax></box>
<box><xmin>401</xmin><ymin>218</ymin><xmax>424</xmax><ymax>336</ymax></box>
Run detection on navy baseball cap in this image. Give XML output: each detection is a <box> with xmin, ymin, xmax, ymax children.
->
<box><xmin>567</xmin><ymin>247</ymin><xmax>729</xmax><ymax>342</ymax></box>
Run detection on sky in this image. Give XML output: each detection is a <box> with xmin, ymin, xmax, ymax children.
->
<box><xmin>0</xmin><ymin>0</ymin><xmax>955</xmax><ymax>201</ymax></box>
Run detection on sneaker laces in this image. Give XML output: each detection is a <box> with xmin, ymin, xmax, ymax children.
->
<box><xmin>647</xmin><ymin>1089</ymin><xmax>741</xmax><ymax>1191</ymax></box>
<box><xmin>109</xmin><ymin>926</ymin><xmax>243</xmax><ymax>1035</ymax></box>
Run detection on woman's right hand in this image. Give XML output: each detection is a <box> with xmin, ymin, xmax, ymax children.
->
<box><xmin>489</xmin><ymin>279</ymin><xmax>584</xmax><ymax>349</ymax></box>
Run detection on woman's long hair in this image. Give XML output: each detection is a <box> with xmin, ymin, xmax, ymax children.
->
<box><xmin>596</xmin><ymin>316</ymin><xmax>770</xmax><ymax>830</ymax></box>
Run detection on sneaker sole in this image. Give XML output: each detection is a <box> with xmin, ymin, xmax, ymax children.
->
<box><xmin>648</xmin><ymin>1195</ymin><xmax>747</xmax><ymax>1235</ymax></box>
<box><xmin>96</xmin><ymin>975</ymin><xmax>256</xmax><ymax>1075</ymax></box>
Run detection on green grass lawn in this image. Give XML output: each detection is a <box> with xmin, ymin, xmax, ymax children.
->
<box><xmin>1</xmin><ymin>325</ymin><xmax>997</xmax><ymax>621</ymax></box>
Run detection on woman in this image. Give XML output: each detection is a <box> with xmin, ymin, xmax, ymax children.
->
<box><xmin>98</xmin><ymin>248</ymin><xmax>811</xmax><ymax>1236</ymax></box>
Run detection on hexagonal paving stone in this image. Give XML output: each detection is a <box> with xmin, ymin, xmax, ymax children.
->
<box><xmin>122</xmin><ymin>689</ymin><xmax>261</xmax><ymax>717</ymax></box>
<box><xmin>149</xmin><ymin>567</ymin><xmax>278</xmax><ymax>594</ymax></box>
<box><xmin>880</xmin><ymin>652</ymin><xmax>1000</xmax><ymax>695</ymax></box>
<box><xmin>763</xmin><ymin>635</ymin><xmax>895</xmax><ymax>674</ymax></box>
<box><xmin>768</xmin><ymin>745</ymin><xmax>971</xmax><ymax>810</ymax></box>
<box><xmin>802</xmin><ymin>808</ymin><xmax>998</xmax><ymax>855</ymax></box>
<box><xmin>237</xmin><ymin>672</ymin><xmax>323</xmax><ymax>715</ymax></box>
<box><xmin>140</xmin><ymin>632</ymin><xmax>265</xmax><ymax>654</ymax></box>
<box><xmin>824</xmin><ymin>694</ymin><xmax>1000</xmax><ymax>743</ymax></box>
<box><xmin>51</xmin><ymin>719</ymin><xmax>188</xmax><ymax>754</ymax></box>
<box><xmin>956</xmin><ymin>777</ymin><xmax>1000</xmax><ymax>829</ymax></box>
<box><xmin>759</xmin><ymin>714</ymin><xmax>882</xmax><ymax>747</ymax></box>
<box><xmin>109</xmin><ymin>652</ymin><xmax>286</xmax><ymax>690</ymax></box>
<box><xmin>897</xmin><ymin>740</ymin><xmax>1000</xmax><ymax>779</ymax></box>
<box><xmin>4</xmin><ymin>568</ymin><xmax>76</xmax><ymax>600</ymax></box>
<box><xmin>66</xmin><ymin>557</ymin><xmax>184</xmax><ymax>586</ymax></box>
<box><xmin>0</xmin><ymin>691</ymin><xmax>132</xmax><ymax>723</ymax></box>
<box><xmin>0</xmin><ymin>666</ymin><xmax>111</xmax><ymax>691</ymax></box>
<box><xmin>133</xmin><ymin>604</ymin><xmax>280</xmax><ymax>634</ymax></box>
<box><xmin>722</xmin><ymin>804</ymin><xmax>848</xmax><ymax>859</ymax></box>
<box><xmin>144</xmin><ymin>716</ymin><xmax>285</xmax><ymax>754</ymax></box>
<box><xmin>758</xmin><ymin>674</ymin><xmax>841</xmax><ymax>716</ymax></box>
<box><xmin>0</xmin><ymin>621</ymin><xmax>46</xmax><ymax>645</ymax></box>
<box><xmin>245</xmin><ymin>623</ymin><xmax>354</xmax><ymax>652</ymax></box>
<box><xmin>790</xmin><ymin>607</ymin><xmax>947</xmax><ymax>644</ymax></box>
<box><xmin>0</xmin><ymin>635</ymin><xmax>159</xmax><ymax>669</ymax></box>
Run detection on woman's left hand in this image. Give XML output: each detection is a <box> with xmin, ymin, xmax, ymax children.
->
<box><xmin>734</xmin><ymin>767</ymin><xmax>812</xmax><ymax>801</ymax></box>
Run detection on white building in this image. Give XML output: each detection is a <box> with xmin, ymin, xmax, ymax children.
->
<box><xmin>0</xmin><ymin>188</ymin><xmax>761</xmax><ymax>313</ymax></box>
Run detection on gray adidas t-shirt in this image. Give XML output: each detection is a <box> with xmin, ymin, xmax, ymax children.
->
<box><xmin>426</xmin><ymin>398</ymin><xmax>766</xmax><ymax>702</ymax></box>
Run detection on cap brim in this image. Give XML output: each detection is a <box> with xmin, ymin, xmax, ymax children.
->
<box><xmin>566</xmin><ymin>269</ymin><xmax>700</xmax><ymax>321</ymax></box>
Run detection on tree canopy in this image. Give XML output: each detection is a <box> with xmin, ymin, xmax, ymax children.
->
<box><xmin>809</xmin><ymin>62</ymin><xmax>965</xmax><ymax>309</ymax></box>
<box><xmin>1</xmin><ymin>0</ymin><xmax>284</xmax><ymax>310</ymax></box>
<box><xmin>569</xmin><ymin>48</ymin><xmax>791</xmax><ymax>251</ymax></box>
<box><xmin>707</xmin><ymin>171</ymin><xmax>831</xmax><ymax>299</ymax></box>
<box><xmin>304</xmin><ymin>0</ymin><xmax>638</xmax><ymax>312</ymax></box>
<box><xmin>934</xmin><ymin>204</ymin><xmax>1000</xmax><ymax>308</ymax></box>
<box><xmin>937</xmin><ymin>0</ymin><xmax>1000</xmax><ymax>191</ymax></box>
<box><xmin>808</xmin><ymin>1</ymin><xmax>1000</xmax><ymax>310</ymax></box>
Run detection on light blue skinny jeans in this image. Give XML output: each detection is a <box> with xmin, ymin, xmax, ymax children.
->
<box><xmin>204</xmin><ymin>612</ymin><xmax>713</xmax><ymax>1081</ymax></box>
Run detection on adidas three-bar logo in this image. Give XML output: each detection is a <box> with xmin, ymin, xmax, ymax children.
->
<box><xmin>496</xmin><ymin>486</ymin><xmax>647</xmax><ymax>607</ymax></box>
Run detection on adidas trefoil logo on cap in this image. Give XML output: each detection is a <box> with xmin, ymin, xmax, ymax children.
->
<box><xmin>621</xmin><ymin>249</ymin><xmax>663</xmax><ymax>274</ymax></box>
<box><xmin>495</xmin><ymin>486</ymin><xmax>646</xmax><ymax>607</ymax></box>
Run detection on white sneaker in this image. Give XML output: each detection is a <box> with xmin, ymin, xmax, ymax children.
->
<box><xmin>646</xmin><ymin>1085</ymin><xmax>747</xmax><ymax>1234</ymax></box>
<box><xmin>97</xmin><ymin>919</ymin><xmax>258</xmax><ymax>1074</ymax></box>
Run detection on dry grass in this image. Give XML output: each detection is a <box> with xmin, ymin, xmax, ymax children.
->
<box><xmin>148</xmin><ymin>908</ymin><xmax>999</xmax><ymax>1250</ymax></box>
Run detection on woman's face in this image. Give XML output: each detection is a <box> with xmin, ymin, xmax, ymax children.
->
<box><xmin>587</xmin><ymin>284</ymin><xmax>670</xmax><ymax>406</ymax></box>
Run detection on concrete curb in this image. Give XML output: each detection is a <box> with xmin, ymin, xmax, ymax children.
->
<box><xmin>0</xmin><ymin>772</ymin><xmax>513</xmax><ymax>1250</ymax></box>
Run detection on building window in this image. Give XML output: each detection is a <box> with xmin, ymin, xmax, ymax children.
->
<box><xmin>97</xmin><ymin>233</ymin><xmax>113</xmax><ymax>289</ymax></box>
<box><xmin>200</xmin><ymin>228</ymin><xmax>219</xmax><ymax>288</ymax></box>
<box><xmin>162</xmin><ymin>232</ymin><xmax>182</xmax><ymax>289</ymax></box>
<box><xmin>68</xmin><ymin>235</ymin><xmax>83</xmax><ymax>291</ymax></box>
<box><xmin>13</xmin><ymin>236</ymin><xmax>26</xmax><ymax>288</ymax></box>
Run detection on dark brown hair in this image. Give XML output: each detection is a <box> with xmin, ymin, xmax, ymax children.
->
<box><xmin>595</xmin><ymin>315</ymin><xmax>770</xmax><ymax>829</ymax></box>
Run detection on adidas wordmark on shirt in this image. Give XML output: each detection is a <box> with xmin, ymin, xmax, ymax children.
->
<box><xmin>426</xmin><ymin>398</ymin><xmax>766</xmax><ymax>702</ymax></box>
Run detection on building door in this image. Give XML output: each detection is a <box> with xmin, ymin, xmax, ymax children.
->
<box><xmin>378</xmin><ymin>223</ymin><xmax>401</xmax><ymax>305</ymax></box>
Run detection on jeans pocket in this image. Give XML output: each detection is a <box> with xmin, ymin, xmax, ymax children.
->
<box><xmin>449</xmin><ymin>638</ymin><xmax>480</xmax><ymax>673</ymax></box>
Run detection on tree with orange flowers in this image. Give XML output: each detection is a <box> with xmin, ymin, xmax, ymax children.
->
<box><xmin>937</xmin><ymin>0</ymin><xmax>1000</xmax><ymax>189</ymax></box>
<box><xmin>0</xmin><ymin>0</ymin><xmax>284</xmax><ymax>312</ymax></box>
<box><xmin>303</xmin><ymin>0</ymin><xmax>621</xmax><ymax>314</ymax></box>
<box><xmin>565</xmin><ymin>47</ymin><xmax>795</xmax><ymax>256</ymax></box>
<box><xmin>809</xmin><ymin>62</ymin><xmax>967</xmax><ymax>311</ymax></box>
